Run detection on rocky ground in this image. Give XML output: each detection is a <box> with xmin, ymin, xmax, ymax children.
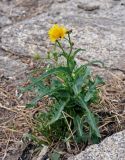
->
<box><xmin>0</xmin><ymin>0</ymin><xmax>125</xmax><ymax>159</ymax></box>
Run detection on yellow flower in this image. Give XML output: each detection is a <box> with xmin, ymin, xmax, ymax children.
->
<box><xmin>48</xmin><ymin>24</ymin><xmax>67</xmax><ymax>42</ymax></box>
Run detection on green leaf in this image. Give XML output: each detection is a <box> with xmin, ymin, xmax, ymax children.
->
<box><xmin>85</xmin><ymin>110</ymin><xmax>100</xmax><ymax>137</ymax></box>
<box><xmin>84</xmin><ymin>88</ymin><xmax>96</xmax><ymax>103</ymax></box>
<box><xmin>68</xmin><ymin>57</ymin><xmax>76</xmax><ymax>71</ymax></box>
<box><xmin>73</xmin><ymin>115</ymin><xmax>87</xmax><ymax>142</ymax></box>
<box><xmin>84</xmin><ymin>76</ymin><xmax>104</xmax><ymax>103</ymax></box>
<box><xmin>94</xmin><ymin>75</ymin><xmax>105</xmax><ymax>85</ymax></box>
<box><xmin>90</xmin><ymin>130</ymin><xmax>100</xmax><ymax>144</ymax></box>
<box><xmin>84</xmin><ymin>92</ymin><xmax>93</xmax><ymax>103</ymax></box>
<box><xmin>51</xmin><ymin>79</ymin><xmax>63</xmax><ymax>89</ymax></box>
<box><xmin>78</xmin><ymin>96</ymin><xmax>100</xmax><ymax>138</ymax></box>
<box><xmin>47</xmin><ymin>98</ymin><xmax>70</xmax><ymax>126</ymax></box>
<box><xmin>37</xmin><ymin>67</ymin><xmax>70</xmax><ymax>81</ymax></box>
<box><xmin>26</xmin><ymin>67</ymin><xmax>71</xmax><ymax>89</ymax></box>
<box><xmin>72</xmin><ymin>48</ymin><xmax>86</xmax><ymax>58</ymax></box>
<box><xmin>86</xmin><ymin>60</ymin><xmax>105</xmax><ymax>68</ymax></box>
<box><xmin>25</xmin><ymin>83</ymin><xmax>54</xmax><ymax>108</ymax></box>
<box><xmin>53</xmin><ymin>52</ymin><xmax>58</xmax><ymax>62</ymax></box>
<box><xmin>73</xmin><ymin>66</ymin><xmax>90</xmax><ymax>95</ymax></box>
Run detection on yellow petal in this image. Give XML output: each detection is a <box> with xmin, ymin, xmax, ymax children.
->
<box><xmin>48</xmin><ymin>24</ymin><xmax>67</xmax><ymax>42</ymax></box>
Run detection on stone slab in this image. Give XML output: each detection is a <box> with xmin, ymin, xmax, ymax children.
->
<box><xmin>68</xmin><ymin>130</ymin><xmax>125</xmax><ymax>160</ymax></box>
<box><xmin>0</xmin><ymin>50</ymin><xmax>27</xmax><ymax>78</ymax></box>
<box><xmin>0</xmin><ymin>0</ymin><xmax>125</xmax><ymax>70</ymax></box>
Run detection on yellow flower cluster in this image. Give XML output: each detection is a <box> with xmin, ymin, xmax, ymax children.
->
<box><xmin>48</xmin><ymin>24</ymin><xmax>67</xmax><ymax>42</ymax></box>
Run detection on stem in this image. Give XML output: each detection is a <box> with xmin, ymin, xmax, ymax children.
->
<box><xmin>56</xmin><ymin>40</ymin><xmax>70</xmax><ymax>69</ymax></box>
<box><xmin>66</xmin><ymin>33</ymin><xmax>74</xmax><ymax>72</ymax></box>
<box><xmin>56</xmin><ymin>40</ymin><xmax>66</xmax><ymax>56</ymax></box>
<box><xmin>54</xmin><ymin>42</ymin><xmax>57</xmax><ymax>51</ymax></box>
<box><xmin>68</xmin><ymin>33</ymin><xmax>73</xmax><ymax>55</ymax></box>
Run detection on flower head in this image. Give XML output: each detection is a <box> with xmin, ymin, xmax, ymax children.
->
<box><xmin>48</xmin><ymin>24</ymin><xmax>67</xmax><ymax>42</ymax></box>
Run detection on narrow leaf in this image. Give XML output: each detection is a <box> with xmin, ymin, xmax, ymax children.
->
<box><xmin>78</xmin><ymin>96</ymin><xmax>100</xmax><ymax>137</ymax></box>
<box><xmin>72</xmin><ymin>48</ymin><xmax>86</xmax><ymax>58</ymax></box>
<box><xmin>22</xmin><ymin>67</ymin><xmax>71</xmax><ymax>92</ymax></box>
<box><xmin>86</xmin><ymin>60</ymin><xmax>105</xmax><ymax>68</ymax></box>
<box><xmin>73</xmin><ymin>67</ymin><xmax>90</xmax><ymax>95</ymax></box>
<box><xmin>73</xmin><ymin>115</ymin><xmax>87</xmax><ymax>142</ymax></box>
<box><xmin>47</xmin><ymin>98</ymin><xmax>70</xmax><ymax>125</ymax></box>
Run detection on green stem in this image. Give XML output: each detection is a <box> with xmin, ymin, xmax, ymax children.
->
<box><xmin>68</xmin><ymin>33</ymin><xmax>73</xmax><ymax>56</ymax></box>
<box><xmin>66</xmin><ymin>33</ymin><xmax>74</xmax><ymax>73</ymax></box>
<box><xmin>56</xmin><ymin>40</ymin><xmax>69</xmax><ymax>68</ymax></box>
<box><xmin>56</xmin><ymin>40</ymin><xmax>66</xmax><ymax>56</ymax></box>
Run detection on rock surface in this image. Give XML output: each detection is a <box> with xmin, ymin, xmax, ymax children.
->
<box><xmin>0</xmin><ymin>0</ymin><xmax>54</xmax><ymax>79</ymax></box>
<box><xmin>68</xmin><ymin>130</ymin><xmax>125</xmax><ymax>160</ymax></box>
<box><xmin>1</xmin><ymin>0</ymin><xmax>125</xmax><ymax>69</ymax></box>
<box><xmin>0</xmin><ymin>49</ymin><xmax>27</xmax><ymax>78</ymax></box>
<box><xmin>0</xmin><ymin>16</ymin><xmax>12</xmax><ymax>28</ymax></box>
<box><xmin>0</xmin><ymin>0</ymin><xmax>125</xmax><ymax>77</ymax></box>
<box><xmin>0</xmin><ymin>0</ymin><xmax>125</xmax><ymax>71</ymax></box>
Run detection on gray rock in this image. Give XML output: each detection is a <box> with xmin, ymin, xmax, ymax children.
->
<box><xmin>0</xmin><ymin>0</ymin><xmax>125</xmax><ymax>71</ymax></box>
<box><xmin>77</xmin><ymin>3</ymin><xmax>100</xmax><ymax>11</ymax></box>
<box><xmin>0</xmin><ymin>15</ymin><xmax>12</xmax><ymax>28</ymax></box>
<box><xmin>0</xmin><ymin>0</ymin><xmax>53</xmax><ymax>23</ymax></box>
<box><xmin>1</xmin><ymin>17</ymin><xmax>50</xmax><ymax>57</ymax></box>
<box><xmin>68</xmin><ymin>130</ymin><xmax>125</xmax><ymax>160</ymax></box>
<box><xmin>0</xmin><ymin>50</ymin><xmax>27</xmax><ymax>78</ymax></box>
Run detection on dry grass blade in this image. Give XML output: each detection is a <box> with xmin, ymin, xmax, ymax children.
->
<box><xmin>2</xmin><ymin>134</ymin><xmax>10</xmax><ymax>160</ymax></box>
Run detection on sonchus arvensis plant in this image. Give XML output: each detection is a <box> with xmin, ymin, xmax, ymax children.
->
<box><xmin>22</xmin><ymin>24</ymin><xmax>104</xmax><ymax>145</ymax></box>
